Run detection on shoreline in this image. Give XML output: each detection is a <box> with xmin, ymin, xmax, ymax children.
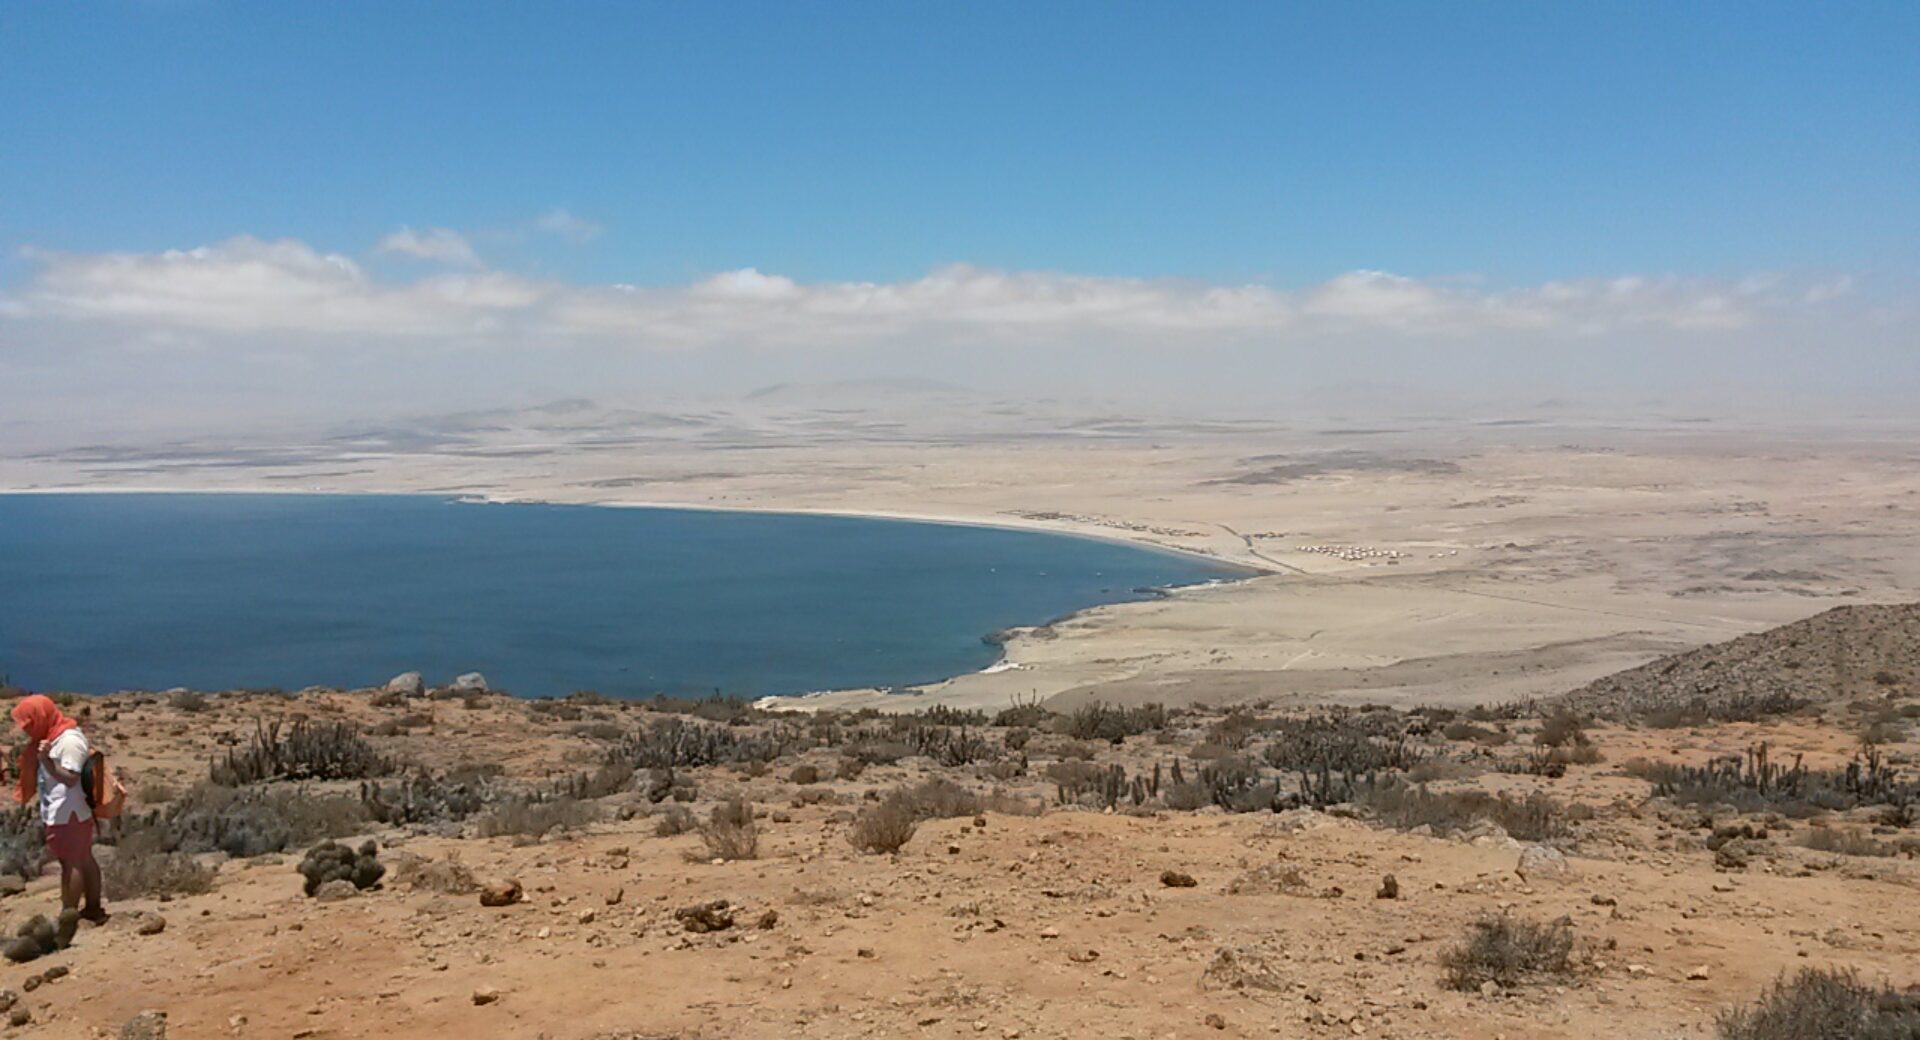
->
<box><xmin>0</xmin><ymin>485</ymin><xmax>1273</xmax><ymax>706</ymax></box>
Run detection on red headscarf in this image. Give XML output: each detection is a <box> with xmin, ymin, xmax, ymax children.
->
<box><xmin>12</xmin><ymin>695</ymin><xmax>79</xmax><ymax>806</ymax></box>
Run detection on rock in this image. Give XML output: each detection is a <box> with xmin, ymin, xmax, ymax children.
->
<box><xmin>479</xmin><ymin>880</ymin><xmax>523</xmax><ymax>907</ymax></box>
<box><xmin>119</xmin><ymin>1010</ymin><xmax>168</xmax><ymax>1040</ymax></box>
<box><xmin>1480</xmin><ymin>980</ymin><xmax>1501</xmax><ymax>998</ymax></box>
<box><xmin>453</xmin><ymin>672</ymin><xmax>490</xmax><ymax>693</ymax></box>
<box><xmin>56</xmin><ymin>906</ymin><xmax>79</xmax><ymax>948</ymax></box>
<box><xmin>1516</xmin><ymin>844</ymin><xmax>1573</xmax><ymax>882</ymax></box>
<box><xmin>605</xmin><ymin>887</ymin><xmax>624</xmax><ymax>907</ymax></box>
<box><xmin>0</xmin><ymin>991</ymin><xmax>13</xmax><ymax>1013</ymax></box>
<box><xmin>674</xmin><ymin>900</ymin><xmax>734</xmax><ymax>933</ymax></box>
<box><xmin>0</xmin><ymin>877</ymin><xmax>24</xmax><ymax>899</ymax></box>
<box><xmin>134</xmin><ymin>913</ymin><xmax>167</xmax><ymax>936</ymax></box>
<box><xmin>1688</xmin><ymin>965</ymin><xmax>1712</xmax><ymax>981</ymax></box>
<box><xmin>1159</xmin><ymin>870</ymin><xmax>1198</xmax><ymax>888</ymax></box>
<box><xmin>1204</xmin><ymin>1013</ymin><xmax>1227</xmax><ymax>1030</ymax></box>
<box><xmin>385</xmin><ymin>672</ymin><xmax>426</xmax><ymax>698</ymax></box>
<box><xmin>755</xmin><ymin>910</ymin><xmax>779</xmax><ymax>929</ymax></box>
<box><xmin>313</xmin><ymin>879</ymin><xmax>360</xmax><ymax>902</ymax></box>
<box><xmin>8</xmin><ymin>1006</ymin><xmax>29</xmax><ymax>1027</ymax></box>
<box><xmin>1066</xmin><ymin>948</ymin><xmax>1099</xmax><ymax>963</ymax></box>
<box><xmin>1589</xmin><ymin>894</ymin><xmax>1617</xmax><ymax>907</ymax></box>
<box><xmin>1199</xmin><ymin>946</ymin><xmax>1287</xmax><ymax>992</ymax></box>
<box><xmin>1376</xmin><ymin>874</ymin><xmax>1399</xmax><ymax>900</ymax></box>
<box><xmin>472</xmin><ymin>988</ymin><xmax>501</xmax><ymax>1006</ymax></box>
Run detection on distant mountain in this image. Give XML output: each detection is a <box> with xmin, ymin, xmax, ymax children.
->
<box><xmin>1561</xmin><ymin>602</ymin><xmax>1920</xmax><ymax>719</ymax></box>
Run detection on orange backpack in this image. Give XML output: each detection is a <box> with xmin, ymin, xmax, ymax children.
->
<box><xmin>81</xmin><ymin>751</ymin><xmax>128</xmax><ymax>820</ymax></box>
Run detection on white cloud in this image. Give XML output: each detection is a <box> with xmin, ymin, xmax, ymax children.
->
<box><xmin>0</xmin><ymin>234</ymin><xmax>1860</xmax><ymax>356</ymax></box>
<box><xmin>533</xmin><ymin>208</ymin><xmax>603</xmax><ymax>243</ymax></box>
<box><xmin>374</xmin><ymin>226</ymin><xmax>481</xmax><ymax>267</ymax></box>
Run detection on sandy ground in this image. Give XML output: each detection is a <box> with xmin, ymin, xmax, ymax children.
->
<box><xmin>4</xmin><ymin>689</ymin><xmax>1916</xmax><ymax>1039</ymax></box>
<box><xmin>7</xmin><ymin>398</ymin><xmax>1920</xmax><ymax>713</ymax></box>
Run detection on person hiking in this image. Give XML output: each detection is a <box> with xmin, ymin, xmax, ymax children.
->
<box><xmin>12</xmin><ymin>695</ymin><xmax>107</xmax><ymax>924</ymax></box>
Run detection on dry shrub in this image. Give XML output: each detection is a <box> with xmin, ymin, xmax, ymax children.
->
<box><xmin>167</xmin><ymin>690</ymin><xmax>210</xmax><ymax>713</ymax></box>
<box><xmin>653</xmin><ymin>805</ymin><xmax>696</xmax><ymax>836</ymax></box>
<box><xmin>155</xmin><ymin>784</ymin><xmax>370</xmax><ymax>858</ymax></box>
<box><xmin>1358</xmin><ymin>782</ymin><xmax>1575</xmax><ymax>842</ymax></box>
<box><xmin>789</xmin><ymin>764</ymin><xmax>822</xmax><ymax>785</ymax></box>
<box><xmin>210</xmin><ymin>719</ymin><xmax>392</xmax><ymax>785</ymax></box>
<box><xmin>700</xmin><ymin>798</ymin><xmax>759</xmax><ymax>861</ymax></box>
<box><xmin>1802</xmin><ymin>827</ymin><xmax>1896</xmax><ymax>858</ymax></box>
<box><xmin>1718</xmin><ymin>968</ymin><xmax>1920</xmax><ymax>1040</ymax></box>
<box><xmin>1063</xmin><ymin>701</ymin><xmax>1166</xmax><ymax>743</ymax></box>
<box><xmin>477</xmin><ymin>796</ymin><xmax>597</xmax><ymax>839</ymax></box>
<box><xmin>103</xmin><ymin>823</ymin><xmax>216</xmax><ymax>900</ymax></box>
<box><xmin>894</xmin><ymin>778</ymin><xmax>982</xmax><ymax>819</ymax></box>
<box><xmin>1440</xmin><ymin>914</ymin><xmax>1575</xmax><ymax>991</ymax></box>
<box><xmin>848</xmin><ymin>795</ymin><xmax>918</xmax><ymax>854</ymax></box>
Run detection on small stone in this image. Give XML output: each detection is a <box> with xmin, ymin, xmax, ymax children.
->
<box><xmin>472</xmin><ymin>988</ymin><xmax>501</xmax><ymax>1006</ymax></box>
<box><xmin>135</xmin><ymin>914</ymin><xmax>167</xmax><ymax>936</ymax></box>
<box><xmin>1159</xmin><ymin>870</ymin><xmax>1198</xmax><ymax>888</ymax></box>
<box><xmin>1038</xmin><ymin>926</ymin><xmax>1060</xmax><ymax>939</ymax></box>
<box><xmin>1204</xmin><ymin>1012</ymin><xmax>1227</xmax><ymax>1030</ymax></box>
<box><xmin>1067</xmin><ymin>948</ymin><xmax>1099</xmax><ymax>963</ymax></box>
<box><xmin>1515</xmin><ymin>844</ymin><xmax>1572</xmax><ymax>882</ymax></box>
<box><xmin>1688</xmin><ymin>965</ymin><xmax>1711</xmax><ymax>981</ymax></box>
<box><xmin>479</xmin><ymin>880</ymin><xmax>523</xmax><ymax>907</ymax></box>
<box><xmin>605</xmin><ymin>887</ymin><xmax>624</xmax><ymax>907</ymax></box>
<box><xmin>9</xmin><ymin>1006</ymin><xmax>30</xmax><ymax>1027</ymax></box>
<box><xmin>1376</xmin><ymin>874</ymin><xmax>1399</xmax><ymax>900</ymax></box>
<box><xmin>856</xmin><ymin>947</ymin><xmax>876</xmax><ymax>959</ymax></box>
<box><xmin>1480</xmin><ymin>980</ymin><xmax>1501</xmax><ymax>998</ymax></box>
<box><xmin>756</xmin><ymin>910</ymin><xmax>779</xmax><ymax>929</ymax></box>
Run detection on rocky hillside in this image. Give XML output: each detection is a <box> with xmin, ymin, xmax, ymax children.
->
<box><xmin>1561</xmin><ymin>602</ymin><xmax>1920</xmax><ymax>719</ymax></box>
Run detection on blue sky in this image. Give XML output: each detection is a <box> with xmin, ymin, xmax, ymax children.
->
<box><xmin>5</xmin><ymin>2</ymin><xmax>1915</xmax><ymax>286</ymax></box>
<box><xmin>1</xmin><ymin>3</ymin><xmax>1916</xmax><ymax>425</ymax></box>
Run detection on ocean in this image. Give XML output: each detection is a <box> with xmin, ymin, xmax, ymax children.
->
<box><xmin>0</xmin><ymin>493</ymin><xmax>1247</xmax><ymax>697</ymax></box>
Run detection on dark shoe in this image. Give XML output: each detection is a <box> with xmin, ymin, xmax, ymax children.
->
<box><xmin>78</xmin><ymin>906</ymin><xmax>109</xmax><ymax>926</ymax></box>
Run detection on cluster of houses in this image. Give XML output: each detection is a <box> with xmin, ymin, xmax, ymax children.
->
<box><xmin>1294</xmin><ymin>543</ymin><xmax>1410</xmax><ymax>563</ymax></box>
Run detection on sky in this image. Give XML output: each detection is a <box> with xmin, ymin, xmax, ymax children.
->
<box><xmin>2</xmin><ymin>2</ymin><xmax>1917</xmax><ymax>432</ymax></box>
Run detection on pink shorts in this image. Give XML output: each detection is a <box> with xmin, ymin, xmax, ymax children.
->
<box><xmin>45</xmin><ymin>820</ymin><xmax>94</xmax><ymax>864</ymax></box>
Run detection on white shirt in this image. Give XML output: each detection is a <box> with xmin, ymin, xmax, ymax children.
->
<box><xmin>38</xmin><ymin>729</ymin><xmax>91</xmax><ymax>826</ymax></box>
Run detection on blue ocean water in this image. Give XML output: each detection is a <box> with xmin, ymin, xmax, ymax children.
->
<box><xmin>0</xmin><ymin>493</ymin><xmax>1248</xmax><ymax>697</ymax></box>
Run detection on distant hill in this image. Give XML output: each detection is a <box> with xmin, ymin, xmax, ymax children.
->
<box><xmin>1560</xmin><ymin>602</ymin><xmax>1920</xmax><ymax>719</ymax></box>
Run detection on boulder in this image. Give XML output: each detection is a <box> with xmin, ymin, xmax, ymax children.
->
<box><xmin>479</xmin><ymin>879</ymin><xmax>523</xmax><ymax>907</ymax></box>
<box><xmin>1516</xmin><ymin>844</ymin><xmax>1573</xmax><ymax>882</ymax></box>
<box><xmin>385</xmin><ymin>672</ymin><xmax>426</xmax><ymax>698</ymax></box>
<box><xmin>452</xmin><ymin>672</ymin><xmax>489</xmax><ymax>693</ymax></box>
<box><xmin>313</xmin><ymin>879</ymin><xmax>360</xmax><ymax>902</ymax></box>
<box><xmin>119</xmin><ymin>1010</ymin><xmax>168</xmax><ymax>1040</ymax></box>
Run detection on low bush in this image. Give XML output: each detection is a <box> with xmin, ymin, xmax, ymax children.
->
<box><xmin>653</xmin><ymin>805</ymin><xmax>696</xmax><ymax>836</ymax></box>
<box><xmin>1357</xmin><ymin>781</ymin><xmax>1575</xmax><ymax>842</ymax></box>
<box><xmin>103</xmin><ymin>821</ymin><xmax>216</xmax><ymax>900</ymax></box>
<box><xmin>1639</xmin><ymin>743</ymin><xmax>1919</xmax><ymax>816</ymax></box>
<box><xmin>210</xmin><ymin>719</ymin><xmax>392</xmax><ymax>785</ymax></box>
<box><xmin>476</xmin><ymin>796</ymin><xmax>597</xmax><ymax>839</ymax></box>
<box><xmin>1801</xmin><ymin>827</ymin><xmax>1896</xmax><ymax>858</ymax></box>
<box><xmin>154</xmin><ymin>784</ymin><xmax>370</xmax><ymax>858</ymax></box>
<box><xmin>1639</xmin><ymin>692</ymin><xmax>1811</xmax><ymax>729</ymax></box>
<box><xmin>1534</xmin><ymin>710</ymin><xmax>1591</xmax><ymax>749</ymax></box>
<box><xmin>1440</xmin><ymin>914</ymin><xmax>1575</xmax><ymax>991</ymax></box>
<box><xmin>789</xmin><ymin>763</ymin><xmax>822</xmax><ymax>785</ymax></box>
<box><xmin>168</xmin><ymin>690</ymin><xmax>211</xmax><ymax>713</ymax></box>
<box><xmin>700</xmin><ymin>799</ymin><xmax>759</xmax><ymax>860</ymax></box>
<box><xmin>1717</xmin><ymin>968</ymin><xmax>1920</xmax><ymax>1040</ymax></box>
<box><xmin>571</xmin><ymin>721</ymin><xmax>626</xmax><ymax>741</ymax></box>
<box><xmin>360</xmin><ymin>769</ymin><xmax>496</xmax><ymax>825</ymax></box>
<box><xmin>848</xmin><ymin>794</ymin><xmax>918</xmax><ymax>854</ymax></box>
<box><xmin>1063</xmin><ymin>701</ymin><xmax>1166</xmax><ymax>743</ymax></box>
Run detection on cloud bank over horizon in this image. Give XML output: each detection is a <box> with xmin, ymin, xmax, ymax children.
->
<box><xmin>0</xmin><ymin>230</ymin><xmax>1910</xmax><ymax>435</ymax></box>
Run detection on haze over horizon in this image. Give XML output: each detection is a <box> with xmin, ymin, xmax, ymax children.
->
<box><xmin>3</xmin><ymin>2</ymin><xmax>1917</xmax><ymax>436</ymax></box>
